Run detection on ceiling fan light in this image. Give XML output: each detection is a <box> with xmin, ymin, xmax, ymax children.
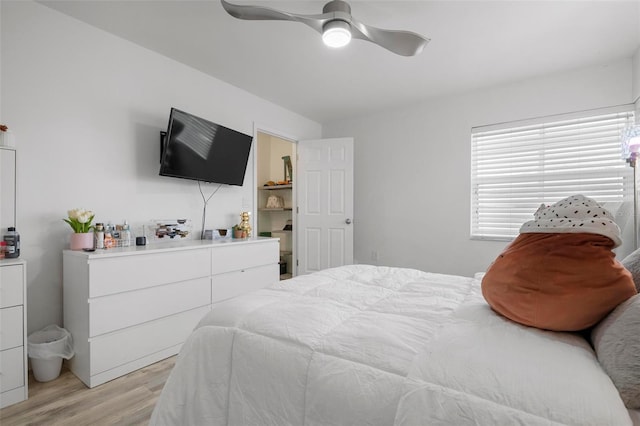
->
<box><xmin>322</xmin><ymin>20</ymin><xmax>351</xmax><ymax>48</ymax></box>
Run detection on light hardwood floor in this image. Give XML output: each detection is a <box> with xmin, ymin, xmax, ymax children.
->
<box><xmin>0</xmin><ymin>356</ymin><xmax>176</xmax><ymax>426</ymax></box>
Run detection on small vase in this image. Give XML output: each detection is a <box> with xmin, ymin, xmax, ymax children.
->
<box><xmin>70</xmin><ymin>232</ymin><xmax>94</xmax><ymax>250</ymax></box>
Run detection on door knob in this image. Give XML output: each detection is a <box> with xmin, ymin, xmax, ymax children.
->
<box><xmin>345</xmin><ymin>218</ymin><xmax>352</xmax><ymax>225</ymax></box>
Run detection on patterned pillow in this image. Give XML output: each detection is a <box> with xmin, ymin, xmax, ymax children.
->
<box><xmin>520</xmin><ymin>194</ymin><xmax>622</xmax><ymax>246</ymax></box>
<box><xmin>591</xmin><ymin>295</ymin><xmax>640</xmax><ymax>409</ymax></box>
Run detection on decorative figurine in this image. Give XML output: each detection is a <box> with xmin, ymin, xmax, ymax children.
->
<box><xmin>238</xmin><ymin>211</ymin><xmax>252</xmax><ymax>238</ymax></box>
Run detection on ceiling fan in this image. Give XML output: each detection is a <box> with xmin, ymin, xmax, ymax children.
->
<box><xmin>220</xmin><ymin>0</ymin><xmax>429</xmax><ymax>57</ymax></box>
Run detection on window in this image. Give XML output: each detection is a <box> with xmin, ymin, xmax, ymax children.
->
<box><xmin>471</xmin><ymin>107</ymin><xmax>635</xmax><ymax>240</ymax></box>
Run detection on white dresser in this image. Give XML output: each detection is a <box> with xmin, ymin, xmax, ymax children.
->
<box><xmin>0</xmin><ymin>259</ymin><xmax>27</xmax><ymax>408</ymax></box>
<box><xmin>63</xmin><ymin>238</ymin><xmax>279</xmax><ymax>388</ymax></box>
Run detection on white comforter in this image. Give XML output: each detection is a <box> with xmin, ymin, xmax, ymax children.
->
<box><xmin>151</xmin><ymin>265</ymin><xmax>631</xmax><ymax>426</ymax></box>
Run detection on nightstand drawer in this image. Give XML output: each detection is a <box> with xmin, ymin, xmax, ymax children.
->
<box><xmin>0</xmin><ymin>346</ymin><xmax>24</xmax><ymax>392</ymax></box>
<box><xmin>0</xmin><ymin>306</ymin><xmax>23</xmax><ymax>350</ymax></box>
<box><xmin>211</xmin><ymin>242</ymin><xmax>278</xmax><ymax>275</ymax></box>
<box><xmin>0</xmin><ymin>264</ymin><xmax>23</xmax><ymax>308</ymax></box>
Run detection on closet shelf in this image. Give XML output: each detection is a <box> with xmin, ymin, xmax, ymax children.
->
<box><xmin>259</xmin><ymin>184</ymin><xmax>292</xmax><ymax>190</ymax></box>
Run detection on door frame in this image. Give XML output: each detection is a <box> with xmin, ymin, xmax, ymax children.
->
<box><xmin>252</xmin><ymin>123</ymin><xmax>300</xmax><ymax>276</ymax></box>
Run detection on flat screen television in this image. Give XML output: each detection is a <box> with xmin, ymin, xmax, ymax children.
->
<box><xmin>159</xmin><ymin>108</ymin><xmax>253</xmax><ymax>186</ymax></box>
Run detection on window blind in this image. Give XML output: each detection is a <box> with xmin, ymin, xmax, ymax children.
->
<box><xmin>471</xmin><ymin>108</ymin><xmax>635</xmax><ymax>240</ymax></box>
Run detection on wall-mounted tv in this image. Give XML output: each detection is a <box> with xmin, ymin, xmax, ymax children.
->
<box><xmin>159</xmin><ymin>108</ymin><xmax>253</xmax><ymax>186</ymax></box>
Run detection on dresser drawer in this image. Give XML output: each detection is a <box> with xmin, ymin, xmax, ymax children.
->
<box><xmin>0</xmin><ymin>264</ymin><xmax>23</xmax><ymax>308</ymax></box>
<box><xmin>89</xmin><ymin>277</ymin><xmax>211</xmax><ymax>337</ymax></box>
<box><xmin>0</xmin><ymin>346</ymin><xmax>24</xmax><ymax>392</ymax></box>
<box><xmin>211</xmin><ymin>242</ymin><xmax>278</xmax><ymax>275</ymax></box>
<box><xmin>212</xmin><ymin>264</ymin><xmax>279</xmax><ymax>303</ymax></box>
<box><xmin>89</xmin><ymin>249</ymin><xmax>211</xmax><ymax>298</ymax></box>
<box><xmin>0</xmin><ymin>306</ymin><xmax>23</xmax><ymax>350</ymax></box>
<box><xmin>90</xmin><ymin>306</ymin><xmax>208</xmax><ymax>375</ymax></box>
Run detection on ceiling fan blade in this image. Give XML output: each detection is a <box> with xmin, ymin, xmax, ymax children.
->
<box><xmin>350</xmin><ymin>17</ymin><xmax>429</xmax><ymax>57</ymax></box>
<box><xmin>221</xmin><ymin>0</ymin><xmax>328</xmax><ymax>34</ymax></box>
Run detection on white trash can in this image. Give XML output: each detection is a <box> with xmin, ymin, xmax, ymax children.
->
<box><xmin>27</xmin><ymin>325</ymin><xmax>75</xmax><ymax>382</ymax></box>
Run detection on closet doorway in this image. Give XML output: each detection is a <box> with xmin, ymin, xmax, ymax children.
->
<box><xmin>256</xmin><ymin>131</ymin><xmax>296</xmax><ymax>280</ymax></box>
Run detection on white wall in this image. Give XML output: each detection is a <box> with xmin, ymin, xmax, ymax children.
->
<box><xmin>268</xmin><ymin>137</ymin><xmax>295</xmax><ymax>183</ymax></box>
<box><xmin>256</xmin><ymin>133</ymin><xmax>295</xmax><ymax>186</ymax></box>
<box><xmin>634</xmin><ymin>0</ymin><xmax>640</xmax><ymax>105</ymax></box>
<box><xmin>324</xmin><ymin>60</ymin><xmax>634</xmax><ymax>277</ymax></box>
<box><xmin>1</xmin><ymin>1</ymin><xmax>321</xmax><ymax>334</ymax></box>
<box><xmin>0</xmin><ymin>3</ymin><xmax>3</xmax><ymax>122</ymax></box>
<box><xmin>256</xmin><ymin>133</ymin><xmax>273</xmax><ymax>186</ymax></box>
<box><xmin>634</xmin><ymin>47</ymin><xmax>640</xmax><ymax>118</ymax></box>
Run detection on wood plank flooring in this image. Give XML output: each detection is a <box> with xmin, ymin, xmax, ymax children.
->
<box><xmin>0</xmin><ymin>356</ymin><xmax>176</xmax><ymax>426</ymax></box>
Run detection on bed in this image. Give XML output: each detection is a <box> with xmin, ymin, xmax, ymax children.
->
<box><xmin>150</xmin><ymin>264</ymin><xmax>636</xmax><ymax>425</ymax></box>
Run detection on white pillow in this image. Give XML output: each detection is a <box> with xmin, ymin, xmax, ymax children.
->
<box><xmin>591</xmin><ymin>295</ymin><xmax>640</xmax><ymax>409</ymax></box>
<box><xmin>621</xmin><ymin>249</ymin><xmax>640</xmax><ymax>292</ymax></box>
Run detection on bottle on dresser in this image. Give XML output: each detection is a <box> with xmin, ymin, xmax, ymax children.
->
<box><xmin>95</xmin><ymin>223</ymin><xmax>105</xmax><ymax>249</ymax></box>
<box><xmin>3</xmin><ymin>227</ymin><xmax>20</xmax><ymax>258</ymax></box>
<box><xmin>103</xmin><ymin>223</ymin><xmax>116</xmax><ymax>249</ymax></box>
<box><xmin>121</xmin><ymin>221</ymin><xmax>131</xmax><ymax>247</ymax></box>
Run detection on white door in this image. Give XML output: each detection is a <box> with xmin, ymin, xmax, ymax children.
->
<box><xmin>297</xmin><ymin>138</ymin><xmax>354</xmax><ymax>275</ymax></box>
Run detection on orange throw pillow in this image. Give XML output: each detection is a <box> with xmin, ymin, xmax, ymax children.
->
<box><xmin>482</xmin><ymin>233</ymin><xmax>637</xmax><ymax>331</ymax></box>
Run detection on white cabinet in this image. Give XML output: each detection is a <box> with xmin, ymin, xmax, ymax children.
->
<box><xmin>0</xmin><ymin>259</ymin><xmax>27</xmax><ymax>408</ymax></box>
<box><xmin>63</xmin><ymin>238</ymin><xmax>279</xmax><ymax>388</ymax></box>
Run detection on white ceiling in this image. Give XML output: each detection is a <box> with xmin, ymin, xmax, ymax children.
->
<box><xmin>39</xmin><ymin>0</ymin><xmax>640</xmax><ymax>124</ymax></box>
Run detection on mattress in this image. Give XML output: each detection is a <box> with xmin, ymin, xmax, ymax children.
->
<box><xmin>151</xmin><ymin>264</ymin><xmax>631</xmax><ymax>425</ymax></box>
